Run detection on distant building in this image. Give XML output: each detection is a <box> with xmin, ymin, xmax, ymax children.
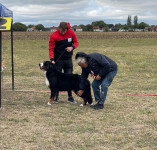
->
<box><xmin>93</xmin><ymin>26</ymin><xmax>103</xmax><ymax>32</ymax></box>
<box><xmin>51</xmin><ymin>26</ymin><xmax>58</xmax><ymax>32</ymax></box>
<box><xmin>93</xmin><ymin>26</ymin><xmax>100</xmax><ymax>32</ymax></box>
<box><xmin>144</xmin><ymin>27</ymin><xmax>149</xmax><ymax>32</ymax></box>
<box><xmin>151</xmin><ymin>26</ymin><xmax>157</xmax><ymax>32</ymax></box>
<box><xmin>73</xmin><ymin>26</ymin><xmax>83</xmax><ymax>32</ymax></box>
<box><xmin>27</xmin><ymin>26</ymin><xmax>38</xmax><ymax>32</ymax></box>
<box><xmin>27</xmin><ymin>28</ymin><xmax>34</xmax><ymax>31</ymax></box>
<box><xmin>118</xmin><ymin>29</ymin><xmax>126</xmax><ymax>32</ymax></box>
<box><xmin>102</xmin><ymin>27</ymin><xmax>108</xmax><ymax>32</ymax></box>
<box><xmin>134</xmin><ymin>28</ymin><xmax>143</xmax><ymax>32</ymax></box>
<box><xmin>45</xmin><ymin>27</ymin><xmax>51</xmax><ymax>31</ymax></box>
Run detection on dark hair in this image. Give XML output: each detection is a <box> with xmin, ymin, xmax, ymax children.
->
<box><xmin>59</xmin><ymin>22</ymin><xmax>68</xmax><ymax>31</ymax></box>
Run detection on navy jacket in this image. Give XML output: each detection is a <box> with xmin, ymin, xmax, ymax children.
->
<box><xmin>75</xmin><ymin>52</ymin><xmax>118</xmax><ymax>89</ymax></box>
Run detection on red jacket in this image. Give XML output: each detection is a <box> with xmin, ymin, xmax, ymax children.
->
<box><xmin>49</xmin><ymin>23</ymin><xmax>79</xmax><ymax>61</ymax></box>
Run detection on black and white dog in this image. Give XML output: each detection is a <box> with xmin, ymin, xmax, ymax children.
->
<box><xmin>39</xmin><ymin>61</ymin><xmax>93</xmax><ymax>106</ymax></box>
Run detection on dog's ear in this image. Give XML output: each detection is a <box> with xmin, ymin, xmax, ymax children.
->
<box><xmin>45</xmin><ymin>61</ymin><xmax>56</xmax><ymax>70</ymax></box>
<box><xmin>44</xmin><ymin>61</ymin><xmax>49</xmax><ymax>66</ymax></box>
<box><xmin>42</xmin><ymin>61</ymin><xmax>51</xmax><ymax>70</ymax></box>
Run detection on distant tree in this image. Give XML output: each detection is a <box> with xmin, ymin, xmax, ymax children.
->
<box><xmin>35</xmin><ymin>24</ymin><xmax>45</xmax><ymax>31</ymax></box>
<box><xmin>127</xmin><ymin>15</ymin><xmax>132</xmax><ymax>28</ymax></box>
<box><xmin>28</xmin><ymin>24</ymin><xmax>34</xmax><ymax>28</ymax></box>
<box><xmin>72</xmin><ymin>25</ymin><xmax>77</xmax><ymax>31</ymax></box>
<box><xmin>79</xmin><ymin>24</ymin><xmax>87</xmax><ymax>31</ymax></box>
<box><xmin>122</xmin><ymin>24</ymin><xmax>128</xmax><ymax>31</ymax></box>
<box><xmin>13</xmin><ymin>22</ymin><xmax>27</xmax><ymax>31</ymax></box>
<box><xmin>134</xmin><ymin>16</ymin><xmax>138</xmax><ymax>29</ymax></box>
<box><xmin>86</xmin><ymin>24</ymin><xmax>93</xmax><ymax>31</ymax></box>
<box><xmin>107</xmin><ymin>24</ymin><xmax>114</xmax><ymax>28</ymax></box>
<box><xmin>91</xmin><ymin>20</ymin><xmax>107</xmax><ymax>29</ymax></box>
<box><xmin>138</xmin><ymin>22</ymin><xmax>149</xmax><ymax>30</ymax></box>
<box><xmin>151</xmin><ymin>25</ymin><xmax>155</xmax><ymax>28</ymax></box>
<box><xmin>115</xmin><ymin>23</ymin><xmax>122</xmax><ymax>31</ymax></box>
<box><xmin>72</xmin><ymin>25</ymin><xmax>77</xmax><ymax>27</ymax></box>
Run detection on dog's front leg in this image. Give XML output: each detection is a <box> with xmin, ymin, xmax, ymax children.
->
<box><xmin>47</xmin><ymin>97</ymin><xmax>55</xmax><ymax>105</ymax></box>
<box><xmin>47</xmin><ymin>89</ymin><xmax>56</xmax><ymax>105</ymax></box>
<box><xmin>80</xmin><ymin>98</ymin><xmax>85</xmax><ymax>107</ymax></box>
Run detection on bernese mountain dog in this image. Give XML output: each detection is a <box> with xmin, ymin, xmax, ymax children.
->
<box><xmin>39</xmin><ymin>61</ymin><xmax>93</xmax><ymax>106</ymax></box>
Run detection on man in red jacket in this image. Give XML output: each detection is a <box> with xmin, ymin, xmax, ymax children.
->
<box><xmin>49</xmin><ymin>22</ymin><xmax>79</xmax><ymax>103</ymax></box>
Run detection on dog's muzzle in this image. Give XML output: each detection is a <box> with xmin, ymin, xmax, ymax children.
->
<box><xmin>39</xmin><ymin>63</ymin><xmax>43</xmax><ymax>70</ymax></box>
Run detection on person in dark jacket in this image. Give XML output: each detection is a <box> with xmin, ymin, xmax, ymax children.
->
<box><xmin>49</xmin><ymin>22</ymin><xmax>79</xmax><ymax>103</ymax></box>
<box><xmin>75</xmin><ymin>52</ymin><xmax>118</xmax><ymax>110</ymax></box>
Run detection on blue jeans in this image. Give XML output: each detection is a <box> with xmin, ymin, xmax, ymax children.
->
<box><xmin>92</xmin><ymin>69</ymin><xmax>117</xmax><ymax>105</ymax></box>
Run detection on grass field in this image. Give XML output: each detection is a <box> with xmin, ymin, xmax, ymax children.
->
<box><xmin>0</xmin><ymin>32</ymin><xmax>157</xmax><ymax>150</ymax></box>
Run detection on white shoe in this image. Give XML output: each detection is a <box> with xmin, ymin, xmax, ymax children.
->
<box><xmin>90</xmin><ymin>103</ymin><xmax>94</xmax><ymax>106</ymax></box>
<box><xmin>47</xmin><ymin>102</ymin><xmax>52</xmax><ymax>105</ymax></box>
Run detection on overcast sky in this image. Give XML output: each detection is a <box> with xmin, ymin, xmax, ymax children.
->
<box><xmin>1</xmin><ymin>0</ymin><xmax>157</xmax><ymax>27</ymax></box>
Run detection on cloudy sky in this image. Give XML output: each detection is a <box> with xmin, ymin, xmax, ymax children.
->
<box><xmin>1</xmin><ymin>0</ymin><xmax>157</xmax><ymax>27</ymax></box>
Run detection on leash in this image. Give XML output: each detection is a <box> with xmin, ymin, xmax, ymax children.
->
<box><xmin>3</xmin><ymin>90</ymin><xmax>157</xmax><ymax>96</ymax></box>
<box><xmin>54</xmin><ymin>50</ymin><xmax>65</xmax><ymax>63</ymax></box>
<box><xmin>13</xmin><ymin>90</ymin><xmax>67</xmax><ymax>93</ymax></box>
<box><xmin>122</xmin><ymin>93</ymin><xmax>157</xmax><ymax>96</ymax></box>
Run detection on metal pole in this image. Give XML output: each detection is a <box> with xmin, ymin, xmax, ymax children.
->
<box><xmin>0</xmin><ymin>31</ymin><xmax>2</xmax><ymax>108</ymax></box>
<box><xmin>11</xmin><ymin>21</ymin><xmax>14</xmax><ymax>90</ymax></box>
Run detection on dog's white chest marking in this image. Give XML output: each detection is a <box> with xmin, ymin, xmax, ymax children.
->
<box><xmin>44</xmin><ymin>71</ymin><xmax>50</xmax><ymax>87</ymax></box>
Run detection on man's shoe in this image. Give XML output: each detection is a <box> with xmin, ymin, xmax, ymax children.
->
<box><xmin>68</xmin><ymin>96</ymin><xmax>76</xmax><ymax>103</ymax></box>
<box><xmin>93</xmin><ymin>103</ymin><xmax>104</xmax><ymax>110</ymax></box>
<box><xmin>90</xmin><ymin>102</ymin><xmax>104</xmax><ymax>110</ymax></box>
<box><xmin>90</xmin><ymin>101</ymin><xmax>99</xmax><ymax>108</ymax></box>
<box><xmin>53</xmin><ymin>97</ymin><xmax>59</xmax><ymax>103</ymax></box>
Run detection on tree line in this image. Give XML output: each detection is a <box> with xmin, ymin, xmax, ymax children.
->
<box><xmin>12</xmin><ymin>15</ymin><xmax>154</xmax><ymax>31</ymax></box>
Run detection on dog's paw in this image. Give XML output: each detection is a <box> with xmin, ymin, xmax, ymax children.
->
<box><xmin>47</xmin><ymin>102</ymin><xmax>52</xmax><ymax>105</ymax></box>
<box><xmin>90</xmin><ymin>103</ymin><xmax>94</xmax><ymax>106</ymax></box>
<box><xmin>80</xmin><ymin>104</ymin><xmax>84</xmax><ymax>107</ymax></box>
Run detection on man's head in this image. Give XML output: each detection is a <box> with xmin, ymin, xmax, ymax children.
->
<box><xmin>76</xmin><ymin>57</ymin><xmax>88</xmax><ymax>68</ymax></box>
<box><xmin>59</xmin><ymin>22</ymin><xmax>68</xmax><ymax>35</ymax></box>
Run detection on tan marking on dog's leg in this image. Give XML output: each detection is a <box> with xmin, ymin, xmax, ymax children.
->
<box><xmin>47</xmin><ymin>97</ymin><xmax>55</xmax><ymax>105</ymax></box>
<box><xmin>80</xmin><ymin>98</ymin><xmax>85</xmax><ymax>107</ymax></box>
<box><xmin>82</xmin><ymin>98</ymin><xmax>85</xmax><ymax>105</ymax></box>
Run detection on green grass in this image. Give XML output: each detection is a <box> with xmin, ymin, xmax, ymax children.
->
<box><xmin>0</xmin><ymin>35</ymin><xmax>157</xmax><ymax>150</ymax></box>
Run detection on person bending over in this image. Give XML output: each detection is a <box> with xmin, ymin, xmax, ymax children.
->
<box><xmin>75</xmin><ymin>52</ymin><xmax>118</xmax><ymax>110</ymax></box>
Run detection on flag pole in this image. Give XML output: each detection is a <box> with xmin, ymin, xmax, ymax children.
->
<box><xmin>11</xmin><ymin>20</ymin><xmax>14</xmax><ymax>90</ymax></box>
<box><xmin>0</xmin><ymin>31</ymin><xmax>2</xmax><ymax>108</ymax></box>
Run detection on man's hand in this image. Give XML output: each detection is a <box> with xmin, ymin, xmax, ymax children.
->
<box><xmin>66</xmin><ymin>47</ymin><xmax>73</xmax><ymax>52</ymax></box>
<box><xmin>77</xmin><ymin>90</ymin><xmax>84</xmax><ymax>96</ymax></box>
<box><xmin>51</xmin><ymin>61</ymin><xmax>55</xmax><ymax>64</ymax></box>
<box><xmin>96</xmin><ymin>75</ymin><xmax>101</xmax><ymax>80</ymax></box>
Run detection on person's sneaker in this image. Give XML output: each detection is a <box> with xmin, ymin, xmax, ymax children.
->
<box><xmin>53</xmin><ymin>96</ymin><xmax>59</xmax><ymax>103</ymax></box>
<box><xmin>93</xmin><ymin>103</ymin><xmax>104</xmax><ymax>110</ymax></box>
<box><xmin>90</xmin><ymin>102</ymin><xmax>104</xmax><ymax>110</ymax></box>
<box><xmin>68</xmin><ymin>96</ymin><xmax>76</xmax><ymax>103</ymax></box>
<box><xmin>90</xmin><ymin>101</ymin><xmax>99</xmax><ymax>108</ymax></box>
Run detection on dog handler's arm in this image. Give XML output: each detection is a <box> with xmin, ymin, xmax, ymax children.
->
<box><xmin>49</xmin><ymin>33</ymin><xmax>56</xmax><ymax>63</ymax></box>
<box><xmin>66</xmin><ymin>30</ymin><xmax>79</xmax><ymax>52</ymax></box>
<box><xmin>72</xmin><ymin>30</ymin><xmax>79</xmax><ymax>49</ymax></box>
<box><xmin>95</xmin><ymin>75</ymin><xmax>101</xmax><ymax>80</ymax></box>
<box><xmin>50</xmin><ymin>59</ymin><xmax>55</xmax><ymax>64</ymax></box>
<box><xmin>66</xmin><ymin>47</ymin><xmax>73</xmax><ymax>52</ymax></box>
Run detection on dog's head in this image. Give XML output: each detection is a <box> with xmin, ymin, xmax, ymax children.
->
<box><xmin>39</xmin><ymin>61</ymin><xmax>55</xmax><ymax>71</ymax></box>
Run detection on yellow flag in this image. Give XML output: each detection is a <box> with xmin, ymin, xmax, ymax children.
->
<box><xmin>0</xmin><ymin>17</ymin><xmax>12</xmax><ymax>31</ymax></box>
